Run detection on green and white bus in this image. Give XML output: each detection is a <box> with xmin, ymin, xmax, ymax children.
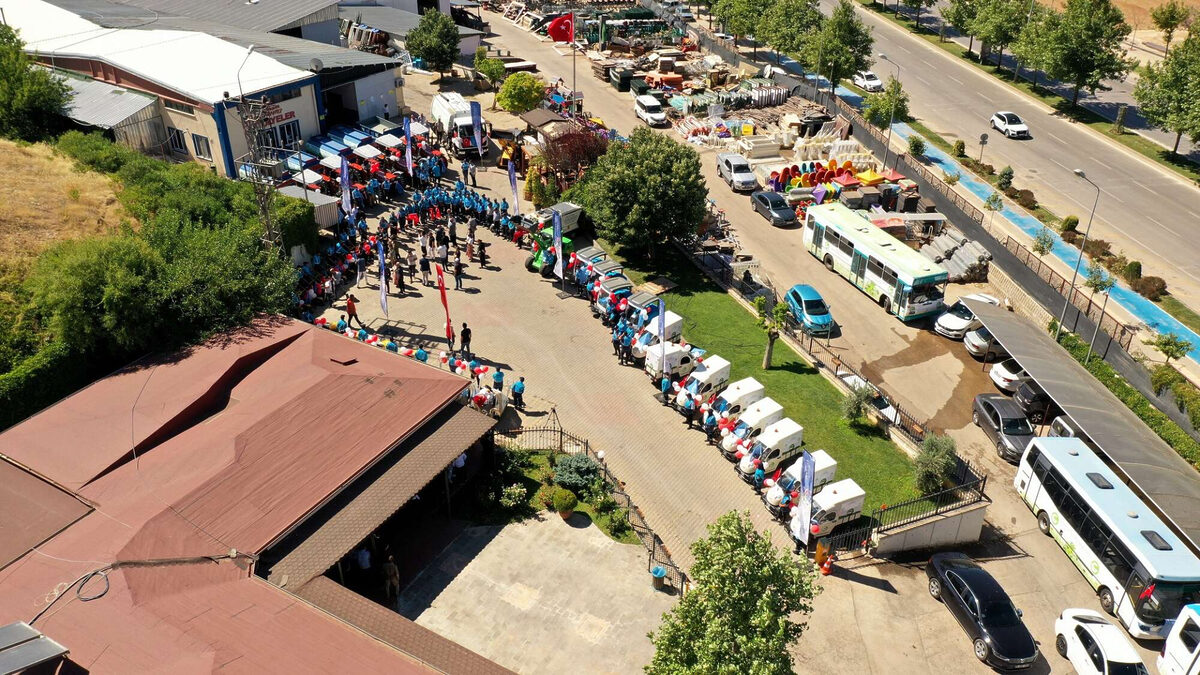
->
<box><xmin>802</xmin><ymin>203</ymin><xmax>947</xmax><ymax>321</ymax></box>
<box><xmin>1015</xmin><ymin>437</ymin><xmax>1200</xmax><ymax>639</ymax></box>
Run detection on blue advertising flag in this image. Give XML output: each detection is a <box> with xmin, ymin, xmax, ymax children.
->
<box><xmin>403</xmin><ymin>116</ymin><xmax>413</xmax><ymax>174</ymax></box>
<box><xmin>469</xmin><ymin>101</ymin><xmax>483</xmax><ymax>155</ymax></box>
<box><xmin>796</xmin><ymin>451</ymin><xmax>816</xmax><ymax>546</ymax></box>
<box><xmin>552</xmin><ymin>210</ymin><xmax>564</xmax><ymax>279</ymax></box>
<box><xmin>340</xmin><ymin>155</ymin><xmax>351</xmax><ymax>214</ymax></box>
<box><xmin>508</xmin><ymin>160</ymin><xmax>520</xmax><ymax>216</ymax></box>
<box><xmin>377</xmin><ymin>241</ymin><xmax>389</xmax><ymax>318</ymax></box>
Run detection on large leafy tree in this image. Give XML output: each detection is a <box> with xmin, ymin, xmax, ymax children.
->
<box><xmin>567</xmin><ymin>127</ymin><xmax>706</xmax><ymax>259</ymax></box>
<box><xmin>496</xmin><ymin>72</ymin><xmax>546</xmax><ymax>114</ymax></box>
<box><xmin>970</xmin><ymin>0</ymin><xmax>1026</xmax><ymax>68</ymax></box>
<box><xmin>1151</xmin><ymin>0</ymin><xmax>1193</xmax><ymax>52</ymax></box>
<box><xmin>757</xmin><ymin>0</ymin><xmax>821</xmax><ymax>58</ymax></box>
<box><xmin>646</xmin><ymin>511</ymin><xmax>820</xmax><ymax>674</ymax></box>
<box><xmin>713</xmin><ymin>0</ymin><xmax>770</xmax><ymax>42</ymax></box>
<box><xmin>1043</xmin><ymin>0</ymin><xmax>1133</xmax><ymax>106</ymax></box>
<box><xmin>862</xmin><ymin>76</ymin><xmax>910</xmax><ymax>127</ymax></box>
<box><xmin>944</xmin><ymin>0</ymin><xmax>981</xmax><ymax>55</ymax></box>
<box><xmin>474</xmin><ymin>48</ymin><xmax>509</xmax><ymax>109</ymax></box>
<box><xmin>0</xmin><ymin>25</ymin><xmax>72</xmax><ymax>142</ymax></box>
<box><xmin>542</xmin><ymin>129</ymin><xmax>609</xmax><ymax>176</ymax></box>
<box><xmin>405</xmin><ymin>11</ymin><xmax>460</xmax><ymax>79</ymax></box>
<box><xmin>1011</xmin><ymin>4</ymin><xmax>1060</xmax><ymax>87</ymax></box>
<box><xmin>1134</xmin><ymin>33</ymin><xmax>1200</xmax><ymax>153</ymax></box>
<box><xmin>800</xmin><ymin>0</ymin><xmax>873</xmax><ymax>93</ymax></box>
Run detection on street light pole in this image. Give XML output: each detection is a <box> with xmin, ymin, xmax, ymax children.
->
<box><xmin>878</xmin><ymin>52</ymin><xmax>901</xmax><ymax>170</ymax></box>
<box><xmin>1054</xmin><ymin>169</ymin><xmax>1100</xmax><ymax>342</ymax></box>
<box><xmin>236</xmin><ymin>44</ymin><xmax>256</xmax><ymax>101</ymax></box>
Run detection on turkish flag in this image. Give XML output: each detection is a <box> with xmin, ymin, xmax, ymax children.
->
<box><xmin>546</xmin><ymin>13</ymin><xmax>574</xmax><ymax>42</ymax></box>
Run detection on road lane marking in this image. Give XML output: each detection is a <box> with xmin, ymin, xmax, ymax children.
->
<box><xmin>948</xmin><ymin>75</ymin><xmax>964</xmax><ymax>85</ymax></box>
<box><xmin>1100</xmin><ymin>187</ymin><xmax>1126</xmax><ymax>204</ymax></box>
<box><xmin>1147</xmin><ymin>215</ymin><xmax>1180</xmax><ymax>237</ymax></box>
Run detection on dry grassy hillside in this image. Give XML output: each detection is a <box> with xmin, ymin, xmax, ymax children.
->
<box><xmin>0</xmin><ymin>138</ymin><xmax>126</xmax><ymax>275</ymax></box>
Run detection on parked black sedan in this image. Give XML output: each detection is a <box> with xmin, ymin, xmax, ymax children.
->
<box><xmin>750</xmin><ymin>191</ymin><xmax>797</xmax><ymax>227</ymax></box>
<box><xmin>926</xmin><ymin>553</ymin><xmax>1038</xmax><ymax>669</ymax></box>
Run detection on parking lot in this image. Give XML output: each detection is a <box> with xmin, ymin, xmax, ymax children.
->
<box><xmin>400</xmin><ymin>17</ymin><xmax>1167</xmax><ymax>670</ymax></box>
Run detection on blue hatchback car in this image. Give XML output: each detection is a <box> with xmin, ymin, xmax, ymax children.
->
<box><xmin>785</xmin><ymin>284</ymin><xmax>834</xmax><ymax>335</ymax></box>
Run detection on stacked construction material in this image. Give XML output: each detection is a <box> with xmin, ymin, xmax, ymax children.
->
<box><xmin>920</xmin><ymin>232</ymin><xmax>992</xmax><ymax>282</ymax></box>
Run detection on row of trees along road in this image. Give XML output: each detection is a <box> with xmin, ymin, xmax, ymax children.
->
<box><xmin>711</xmin><ymin>0</ymin><xmax>875</xmax><ymax>93</ymax></box>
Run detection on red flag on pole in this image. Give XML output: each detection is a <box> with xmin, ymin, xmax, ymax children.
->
<box><xmin>546</xmin><ymin>13</ymin><xmax>574</xmax><ymax>42</ymax></box>
<box><xmin>436</xmin><ymin>264</ymin><xmax>453</xmax><ymax>342</ymax></box>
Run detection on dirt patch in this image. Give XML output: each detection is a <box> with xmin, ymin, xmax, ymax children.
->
<box><xmin>0</xmin><ymin>138</ymin><xmax>127</xmax><ymax>274</ymax></box>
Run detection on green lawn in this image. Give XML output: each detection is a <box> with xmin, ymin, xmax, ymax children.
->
<box><xmin>854</xmin><ymin>0</ymin><xmax>1200</xmax><ymax>185</ymax></box>
<box><xmin>603</xmin><ymin>241</ymin><xmax>919</xmax><ymax>513</ymax></box>
<box><xmin>1156</xmin><ymin>294</ymin><xmax>1200</xmax><ymax>336</ymax></box>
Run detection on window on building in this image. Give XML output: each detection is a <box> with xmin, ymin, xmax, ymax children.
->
<box><xmin>167</xmin><ymin>127</ymin><xmax>187</xmax><ymax>154</ymax></box>
<box><xmin>192</xmin><ymin>133</ymin><xmax>212</xmax><ymax>160</ymax></box>
<box><xmin>276</xmin><ymin>120</ymin><xmax>302</xmax><ymax>148</ymax></box>
<box><xmin>163</xmin><ymin>99</ymin><xmax>195</xmax><ymax>115</ymax></box>
<box><xmin>264</xmin><ymin>88</ymin><xmax>301</xmax><ymax>105</ymax></box>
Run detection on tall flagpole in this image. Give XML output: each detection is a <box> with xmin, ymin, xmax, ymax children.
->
<box><xmin>571</xmin><ymin>14</ymin><xmax>576</xmax><ymax>111</ymax></box>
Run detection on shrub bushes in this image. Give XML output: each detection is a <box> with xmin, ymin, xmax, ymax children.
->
<box><xmin>907</xmin><ymin>135</ymin><xmax>926</xmax><ymax>156</ymax></box>
<box><xmin>552</xmin><ymin>487</ymin><xmax>578</xmax><ymax>513</ymax></box>
<box><xmin>914</xmin><ymin>434</ymin><xmax>957</xmax><ymax>494</ymax></box>
<box><xmin>1060</xmin><ymin>215</ymin><xmax>1079</xmax><ymax>233</ymax></box>
<box><xmin>1123</xmin><ymin>261</ymin><xmax>1142</xmax><ymax>283</ymax></box>
<box><xmin>1082</xmin><ymin>238</ymin><xmax>1112</xmax><ymax>259</ymax></box>
<box><xmin>952</xmin><ymin>139</ymin><xmax>966</xmax><ymax>157</ymax></box>
<box><xmin>1054</xmin><ymin>328</ymin><xmax>1200</xmax><ymax>469</ymax></box>
<box><xmin>553</xmin><ymin>453</ymin><xmax>601</xmax><ymax>494</ymax></box>
<box><xmin>1132</xmin><ymin>276</ymin><xmax>1168</xmax><ymax>300</ymax></box>
<box><xmin>1061</xmin><ymin>230</ymin><xmax>1081</xmax><ymax>246</ymax></box>
<box><xmin>1151</xmin><ymin>364</ymin><xmax>1186</xmax><ymax>395</ymax></box>
<box><xmin>1016</xmin><ymin>189</ymin><xmax>1038</xmax><ymax>210</ymax></box>
<box><xmin>997</xmin><ymin>166</ymin><xmax>1014</xmax><ymax>191</ymax></box>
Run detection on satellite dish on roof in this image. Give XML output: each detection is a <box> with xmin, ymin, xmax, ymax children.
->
<box><xmin>310</xmin><ymin>58</ymin><xmax>324</xmax><ymax>73</ymax></box>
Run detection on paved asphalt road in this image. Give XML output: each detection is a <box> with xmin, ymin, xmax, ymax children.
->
<box><xmin>741</xmin><ymin>0</ymin><xmax>1200</xmax><ymax>309</ymax></box>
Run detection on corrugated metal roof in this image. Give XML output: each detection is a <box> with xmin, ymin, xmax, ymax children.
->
<box><xmin>143</xmin><ymin>15</ymin><xmax>400</xmax><ymax>70</ymax></box>
<box><xmin>340</xmin><ymin>4</ymin><xmax>485</xmax><ymax>38</ymax></box>
<box><xmin>965</xmin><ymin>299</ymin><xmax>1200</xmax><ymax>554</ymax></box>
<box><xmin>57</xmin><ymin>72</ymin><xmax>157</xmax><ymax>128</ymax></box>
<box><xmin>267</xmin><ymin>404</ymin><xmax>495</xmax><ymax>589</ymax></box>
<box><xmin>114</xmin><ymin>0</ymin><xmax>339</xmax><ymax>32</ymax></box>
<box><xmin>41</xmin><ymin>0</ymin><xmax>397</xmax><ymax>71</ymax></box>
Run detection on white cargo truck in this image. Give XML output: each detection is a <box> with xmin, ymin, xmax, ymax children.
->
<box><xmin>431</xmin><ymin>92</ymin><xmax>489</xmax><ymax>158</ymax></box>
<box><xmin>719</xmin><ymin>397</ymin><xmax>784</xmax><ymax>457</ymax></box>
<box><xmin>789</xmin><ymin>478</ymin><xmax>865</xmax><ymax>540</ymax></box>
<box><xmin>762</xmin><ymin>450</ymin><xmax>837</xmax><ymax>519</ymax></box>
<box><xmin>736</xmin><ymin>418</ymin><xmax>805</xmax><ymax>478</ymax></box>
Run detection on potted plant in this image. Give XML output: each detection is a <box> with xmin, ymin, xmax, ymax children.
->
<box><xmin>552</xmin><ymin>487</ymin><xmax>578</xmax><ymax>519</ymax></box>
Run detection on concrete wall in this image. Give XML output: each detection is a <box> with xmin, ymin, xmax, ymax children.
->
<box><xmin>161</xmin><ymin>102</ymin><xmax>224</xmax><ymax>172</ymax></box>
<box><xmin>988</xmin><ymin>263</ymin><xmax>1054</xmax><ymax>330</ymax></box>
<box><xmin>459</xmin><ymin>33</ymin><xmax>482</xmax><ymax>56</ymax></box>
<box><xmin>301</xmin><ymin>18</ymin><xmax>341</xmax><ymax>46</ymax></box>
<box><xmin>872</xmin><ymin>499</ymin><xmax>990</xmax><ymax>556</ymax></box>
<box><xmin>348</xmin><ymin>69</ymin><xmax>401</xmax><ymax>122</ymax></box>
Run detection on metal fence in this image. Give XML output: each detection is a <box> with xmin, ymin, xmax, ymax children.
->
<box><xmin>873</xmin><ymin>476</ymin><xmax>989</xmax><ymax>533</ymax></box>
<box><xmin>493</xmin><ymin>422</ymin><xmax>690</xmax><ymax>592</ymax></box>
<box><xmin>1001</xmin><ymin>236</ymin><xmax>1134</xmax><ymax>350</ymax></box>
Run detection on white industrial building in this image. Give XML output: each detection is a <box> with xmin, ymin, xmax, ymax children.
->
<box><xmin>10</xmin><ymin>0</ymin><xmax>403</xmax><ymax>178</ymax></box>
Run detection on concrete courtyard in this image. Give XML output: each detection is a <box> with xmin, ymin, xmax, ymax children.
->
<box><xmin>396</xmin><ymin>517</ymin><xmax>675</xmax><ymax>674</ymax></box>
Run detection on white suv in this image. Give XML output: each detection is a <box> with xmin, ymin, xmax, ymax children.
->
<box><xmin>990</xmin><ymin>111</ymin><xmax>1030</xmax><ymax>138</ymax></box>
<box><xmin>853</xmin><ymin>70</ymin><xmax>884</xmax><ymax>92</ymax></box>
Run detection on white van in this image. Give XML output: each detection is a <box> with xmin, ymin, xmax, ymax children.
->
<box><xmin>790</xmin><ymin>478</ymin><xmax>865</xmax><ymax>540</ymax></box>
<box><xmin>672</xmin><ymin>355</ymin><xmax>732</xmax><ymax>408</ymax></box>
<box><xmin>719</xmin><ymin>397</ymin><xmax>784</xmax><ymax>457</ymax></box>
<box><xmin>763</xmin><ymin>450</ymin><xmax>837</xmax><ymax>519</ymax></box>
<box><xmin>712</xmin><ymin>377</ymin><xmax>764</xmax><ymax>418</ymax></box>
<box><xmin>644</xmin><ymin>342</ymin><xmax>704</xmax><ymax>381</ymax></box>
<box><xmin>634</xmin><ymin>95</ymin><xmax>668</xmax><ymax>127</ymax></box>
<box><xmin>631</xmin><ymin>311</ymin><xmax>684</xmax><ymax>361</ymax></box>
<box><xmin>1160</xmin><ymin>604</ymin><xmax>1200</xmax><ymax>675</ymax></box>
<box><xmin>737</xmin><ymin>418</ymin><xmax>805</xmax><ymax>479</ymax></box>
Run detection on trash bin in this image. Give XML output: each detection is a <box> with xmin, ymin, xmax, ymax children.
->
<box><xmin>650</xmin><ymin>566</ymin><xmax>667</xmax><ymax>590</ymax></box>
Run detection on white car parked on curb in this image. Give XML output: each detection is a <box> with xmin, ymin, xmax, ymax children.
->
<box><xmin>991</xmin><ymin>111</ymin><xmax>1031</xmax><ymax>138</ymax></box>
<box><xmin>1055</xmin><ymin>608</ymin><xmax>1149</xmax><ymax>675</ymax></box>
<box><xmin>934</xmin><ymin>293</ymin><xmax>999</xmax><ymax>340</ymax></box>
<box><xmin>853</xmin><ymin>70</ymin><xmax>884</xmax><ymax>92</ymax></box>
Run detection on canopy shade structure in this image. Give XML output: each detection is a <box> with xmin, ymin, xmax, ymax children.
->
<box><xmin>964</xmin><ymin>298</ymin><xmax>1200</xmax><ymax>555</ymax></box>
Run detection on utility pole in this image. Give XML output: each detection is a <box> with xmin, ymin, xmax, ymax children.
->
<box><xmin>227</xmin><ymin>44</ymin><xmax>284</xmax><ymax>253</ymax></box>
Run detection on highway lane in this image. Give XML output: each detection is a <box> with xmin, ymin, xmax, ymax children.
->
<box><xmin>806</xmin><ymin>0</ymin><xmax>1200</xmax><ymax>308</ymax></box>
